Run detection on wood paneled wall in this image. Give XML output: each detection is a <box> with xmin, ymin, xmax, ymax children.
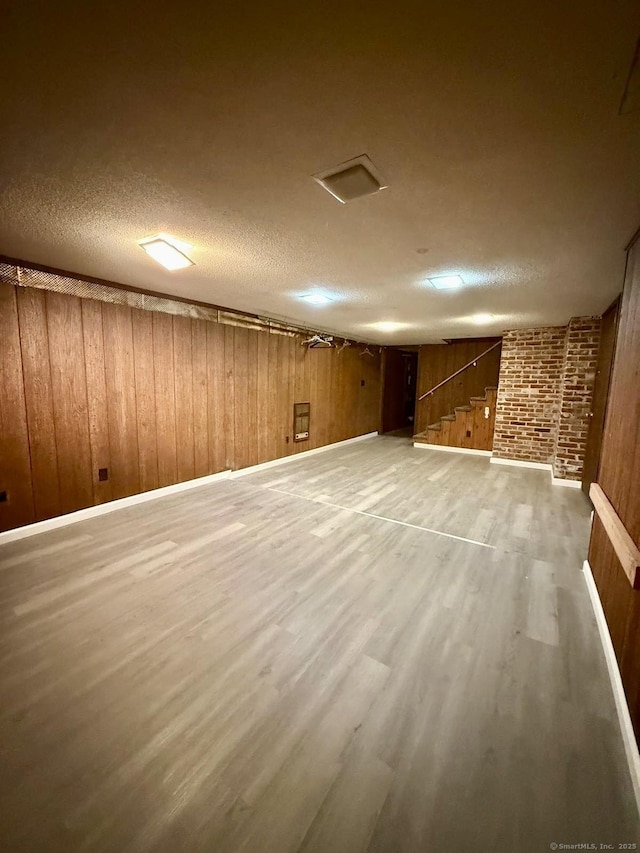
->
<box><xmin>588</xmin><ymin>233</ymin><xmax>640</xmax><ymax>739</ymax></box>
<box><xmin>414</xmin><ymin>338</ymin><xmax>502</xmax><ymax>434</ymax></box>
<box><xmin>0</xmin><ymin>282</ymin><xmax>381</xmax><ymax>532</ymax></box>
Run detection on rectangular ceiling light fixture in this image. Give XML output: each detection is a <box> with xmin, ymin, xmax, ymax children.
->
<box><xmin>313</xmin><ymin>154</ymin><xmax>387</xmax><ymax>204</ymax></box>
<box><xmin>429</xmin><ymin>275</ymin><xmax>463</xmax><ymax>290</ymax></box>
<box><xmin>139</xmin><ymin>236</ymin><xmax>194</xmax><ymax>270</ymax></box>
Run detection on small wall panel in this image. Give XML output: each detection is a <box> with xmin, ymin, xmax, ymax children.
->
<box><xmin>233</xmin><ymin>326</ymin><xmax>249</xmax><ymax>471</ymax></box>
<box><xmin>246</xmin><ymin>330</ymin><xmax>259</xmax><ymax>467</ymax></box>
<box><xmin>224</xmin><ymin>325</ymin><xmax>236</xmax><ymax>470</ymax></box>
<box><xmin>173</xmin><ymin>316</ymin><xmax>196</xmax><ymax>483</ymax></box>
<box><xmin>131</xmin><ymin>308</ymin><xmax>159</xmax><ymax>492</ymax></box>
<box><xmin>16</xmin><ymin>287</ymin><xmax>61</xmax><ymax>519</ymax></box>
<box><xmin>45</xmin><ymin>291</ymin><xmax>93</xmax><ymax>515</ymax></box>
<box><xmin>0</xmin><ymin>284</ymin><xmax>35</xmax><ymax>530</ymax></box>
<box><xmin>102</xmin><ymin>303</ymin><xmax>141</xmax><ymax>500</ymax></box>
<box><xmin>81</xmin><ymin>299</ymin><xmax>113</xmax><ymax>505</ymax></box>
<box><xmin>206</xmin><ymin>322</ymin><xmax>226</xmax><ymax>473</ymax></box>
<box><xmin>153</xmin><ymin>312</ymin><xmax>178</xmax><ymax>487</ymax></box>
<box><xmin>191</xmin><ymin>319</ymin><xmax>209</xmax><ymax>478</ymax></box>
<box><xmin>256</xmin><ymin>330</ymin><xmax>270</xmax><ymax>463</ymax></box>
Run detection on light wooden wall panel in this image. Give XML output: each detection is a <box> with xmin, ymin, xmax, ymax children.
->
<box><xmin>0</xmin><ymin>280</ymin><xmax>382</xmax><ymax>532</ymax></box>
<box><xmin>16</xmin><ymin>287</ymin><xmax>61</xmax><ymax>520</ymax></box>
<box><xmin>103</xmin><ymin>303</ymin><xmax>140</xmax><ymax>501</ymax></box>
<box><xmin>45</xmin><ymin>291</ymin><xmax>93</xmax><ymax>515</ymax></box>
<box><xmin>131</xmin><ymin>309</ymin><xmax>159</xmax><ymax>493</ymax></box>
<box><xmin>0</xmin><ymin>284</ymin><xmax>35</xmax><ymax>529</ymax></box>
<box><xmin>173</xmin><ymin>316</ymin><xmax>196</xmax><ymax>484</ymax></box>
<box><xmin>191</xmin><ymin>320</ymin><xmax>209</xmax><ymax>479</ymax></box>
<box><xmin>152</xmin><ymin>312</ymin><xmax>178</xmax><ymax>488</ymax></box>
<box><xmin>81</xmin><ymin>299</ymin><xmax>113</xmax><ymax>505</ymax></box>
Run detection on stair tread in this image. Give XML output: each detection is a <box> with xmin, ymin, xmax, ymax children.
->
<box><xmin>441</xmin><ymin>414</ymin><xmax>456</xmax><ymax>421</ymax></box>
<box><xmin>427</xmin><ymin>423</ymin><xmax>441</xmax><ymax>431</ymax></box>
<box><xmin>455</xmin><ymin>405</ymin><xmax>472</xmax><ymax>412</ymax></box>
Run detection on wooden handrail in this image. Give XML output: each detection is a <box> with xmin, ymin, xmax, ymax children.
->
<box><xmin>417</xmin><ymin>340</ymin><xmax>502</xmax><ymax>402</ymax></box>
<box><xmin>589</xmin><ymin>482</ymin><xmax>640</xmax><ymax>589</ymax></box>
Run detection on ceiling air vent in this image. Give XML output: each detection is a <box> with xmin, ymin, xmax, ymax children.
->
<box><xmin>312</xmin><ymin>154</ymin><xmax>387</xmax><ymax>204</ymax></box>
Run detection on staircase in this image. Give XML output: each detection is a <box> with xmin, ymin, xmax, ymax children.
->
<box><xmin>413</xmin><ymin>387</ymin><xmax>498</xmax><ymax>452</ymax></box>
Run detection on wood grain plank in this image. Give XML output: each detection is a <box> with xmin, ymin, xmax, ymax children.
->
<box><xmin>16</xmin><ymin>287</ymin><xmax>61</xmax><ymax>519</ymax></box>
<box><xmin>233</xmin><ymin>327</ymin><xmax>249</xmax><ymax>471</ymax></box>
<box><xmin>46</xmin><ymin>290</ymin><xmax>93</xmax><ymax>515</ymax></box>
<box><xmin>192</xmin><ymin>319</ymin><xmax>209</xmax><ymax>477</ymax></box>
<box><xmin>131</xmin><ymin>308</ymin><xmax>159</xmax><ymax>492</ymax></box>
<box><xmin>246</xmin><ymin>330</ymin><xmax>259</xmax><ymax>467</ymax></box>
<box><xmin>102</xmin><ymin>303</ymin><xmax>140</xmax><ymax>501</ymax></box>
<box><xmin>256</xmin><ymin>330</ymin><xmax>270</xmax><ymax>463</ymax></box>
<box><xmin>81</xmin><ymin>299</ymin><xmax>113</xmax><ymax>505</ymax></box>
<box><xmin>173</xmin><ymin>315</ymin><xmax>196</xmax><ymax>483</ymax></box>
<box><xmin>224</xmin><ymin>325</ymin><xmax>236</xmax><ymax>470</ymax></box>
<box><xmin>206</xmin><ymin>322</ymin><xmax>226</xmax><ymax>473</ymax></box>
<box><xmin>153</xmin><ymin>312</ymin><xmax>178</xmax><ymax>487</ymax></box>
<box><xmin>0</xmin><ymin>284</ymin><xmax>35</xmax><ymax>530</ymax></box>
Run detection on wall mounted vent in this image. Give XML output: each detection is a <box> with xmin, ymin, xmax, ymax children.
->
<box><xmin>312</xmin><ymin>154</ymin><xmax>387</xmax><ymax>204</ymax></box>
<box><xmin>294</xmin><ymin>402</ymin><xmax>310</xmax><ymax>442</ymax></box>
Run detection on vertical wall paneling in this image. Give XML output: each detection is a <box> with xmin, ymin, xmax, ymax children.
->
<box><xmin>191</xmin><ymin>319</ymin><xmax>209</xmax><ymax>478</ymax></box>
<box><xmin>81</xmin><ymin>299</ymin><xmax>113</xmax><ymax>505</ymax></box>
<box><xmin>233</xmin><ymin>326</ymin><xmax>249</xmax><ymax>471</ymax></box>
<box><xmin>45</xmin><ymin>291</ymin><xmax>93</xmax><ymax>515</ymax></box>
<box><xmin>246</xmin><ymin>330</ymin><xmax>259</xmax><ymax>467</ymax></box>
<box><xmin>102</xmin><ymin>303</ymin><xmax>141</xmax><ymax>500</ymax></box>
<box><xmin>206</xmin><ymin>322</ymin><xmax>226</xmax><ymax>474</ymax></box>
<box><xmin>0</xmin><ymin>267</ymin><xmax>383</xmax><ymax>531</ymax></box>
<box><xmin>173</xmin><ymin>316</ymin><xmax>196</xmax><ymax>483</ymax></box>
<box><xmin>16</xmin><ymin>287</ymin><xmax>62</xmax><ymax>519</ymax></box>
<box><xmin>0</xmin><ymin>284</ymin><xmax>35</xmax><ymax>530</ymax></box>
<box><xmin>131</xmin><ymin>308</ymin><xmax>159</xmax><ymax>492</ymax></box>
<box><xmin>153</xmin><ymin>312</ymin><xmax>178</xmax><ymax>487</ymax></box>
<box><xmin>224</xmin><ymin>325</ymin><xmax>236</xmax><ymax>469</ymax></box>
<box><xmin>266</xmin><ymin>333</ymin><xmax>279</xmax><ymax>461</ymax></box>
<box><xmin>256</xmin><ymin>330</ymin><xmax>270</xmax><ymax>463</ymax></box>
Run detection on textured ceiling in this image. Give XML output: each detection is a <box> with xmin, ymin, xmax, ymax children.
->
<box><xmin>1</xmin><ymin>1</ymin><xmax>639</xmax><ymax>343</ymax></box>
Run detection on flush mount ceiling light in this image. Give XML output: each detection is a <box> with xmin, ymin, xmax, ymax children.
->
<box><xmin>139</xmin><ymin>236</ymin><xmax>194</xmax><ymax>271</ymax></box>
<box><xmin>300</xmin><ymin>293</ymin><xmax>332</xmax><ymax>305</ymax></box>
<box><xmin>312</xmin><ymin>154</ymin><xmax>387</xmax><ymax>204</ymax></box>
<box><xmin>428</xmin><ymin>275</ymin><xmax>463</xmax><ymax>290</ymax></box>
<box><xmin>472</xmin><ymin>313</ymin><xmax>495</xmax><ymax>324</ymax></box>
<box><xmin>374</xmin><ymin>321</ymin><xmax>403</xmax><ymax>333</ymax></box>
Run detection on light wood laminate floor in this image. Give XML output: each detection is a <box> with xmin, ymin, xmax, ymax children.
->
<box><xmin>0</xmin><ymin>436</ymin><xmax>637</xmax><ymax>852</ymax></box>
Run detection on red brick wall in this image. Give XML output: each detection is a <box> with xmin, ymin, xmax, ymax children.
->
<box><xmin>554</xmin><ymin>317</ymin><xmax>601</xmax><ymax>480</ymax></box>
<box><xmin>493</xmin><ymin>327</ymin><xmax>566</xmax><ymax>464</ymax></box>
<box><xmin>493</xmin><ymin>318</ymin><xmax>601</xmax><ymax>478</ymax></box>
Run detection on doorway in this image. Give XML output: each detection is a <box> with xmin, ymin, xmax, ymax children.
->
<box><xmin>381</xmin><ymin>349</ymin><xmax>418</xmax><ymax>435</ymax></box>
